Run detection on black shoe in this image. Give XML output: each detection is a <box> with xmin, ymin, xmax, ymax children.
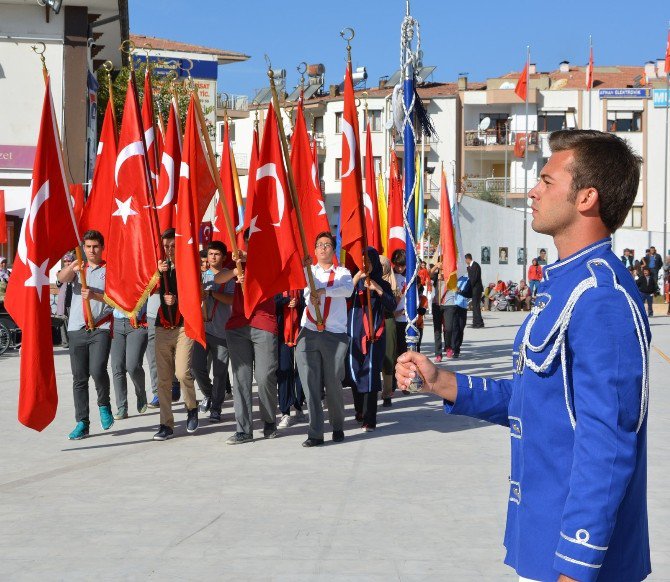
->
<box><xmin>263</xmin><ymin>422</ymin><xmax>278</xmax><ymax>439</ymax></box>
<box><xmin>198</xmin><ymin>396</ymin><xmax>211</xmax><ymax>414</ymax></box>
<box><xmin>153</xmin><ymin>425</ymin><xmax>174</xmax><ymax>441</ymax></box>
<box><xmin>209</xmin><ymin>410</ymin><xmax>222</xmax><ymax>423</ymax></box>
<box><xmin>355</xmin><ymin>412</ymin><xmax>364</xmax><ymax>424</ymax></box>
<box><xmin>186</xmin><ymin>407</ymin><xmax>199</xmax><ymax>433</ymax></box>
<box><xmin>302</xmin><ymin>437</ymin><xmax>324</xmax><ymax>447</ymax></box>
<box><xmin>226</xmin><ymin>432</ymin><xmax>253</xmax><ymax>445</ymax></box>
<box><xmin>452</xmin><ymin>352</ymin><xmax>460</xmax><ymax>359</ymax></box>
<box><xmin>171</xmin><ymin>383</ymin><xmax>181</xmax><ymax>402</ymax></box>
<box><xmin>382</xmin><ymin>398</ymin><xmax>392</xmax><ymax>408</ymax></box>
<box><xmin>332</xmin><ymin>430</ymin><xmax>344</xmax><ymax>442</ymax></box>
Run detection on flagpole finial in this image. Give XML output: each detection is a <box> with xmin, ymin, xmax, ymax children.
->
<box><xmin>340</xmin><ymin>27</ymin><xmax>355</xmax><ymax>63</ymax></box>
<box><xmin>406</xmin><ymin>0</ymin><xmax>411</xmax><ymax>17</ymax></box>
<box><xmin>297</xmin><ymin>61</ymin><xmax>307</xmax><ymax>90</ymax></box>
<box><xmin>31</xmin><ymin>41</ymin><xmax>47</xmax><ymax>76</ymax></box>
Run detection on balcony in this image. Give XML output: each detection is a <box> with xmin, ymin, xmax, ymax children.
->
<box><xmin>308</xmin><ymin>131</ymin><xmax>327</xmax><ymax>156</ymax></box>
<box><xmin>462</xmin><ymin>177</ymin><xmax>539</xmax><ymax>205</ymax></box>
<box><xmin>217</xmin><ymin>94</ymin><xmax>250</xmax><ymax>119</ymax></box>
<box><xmin>464</xmin><ymin>130</ymin><xmax>538</xmax><ymax>151</ymax></box>
<box><xmin>395</xmin><ymin>135</ymin><xmax>438</xmax><ymax>154</ymax></box>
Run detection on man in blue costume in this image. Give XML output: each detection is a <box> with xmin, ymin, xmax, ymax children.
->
<box><xmin>396</xmin><ymin>130</ymin><xmax>650</xmax><ymax>582</ymax></box>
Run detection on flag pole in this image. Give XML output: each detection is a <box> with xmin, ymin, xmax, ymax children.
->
<box><xmin>32</xmin><ymin>44</ymin><xmax>94</xmax><ymax>330</ymax></box>
<box><xmin>267</xmin><ymin>61</ymin><xmax>325</xmax><ymax>329</ymax></box>
<box><xmin>664</xmin><ymin>22</ymin><xmax>670</xmax><ymax>265</ymax></box>
<box><xmin>102</xmin><ymin>60</ymin><xmax>118</xmax><ymax>138</ymax></box>
<box><xmin>522</xmin><ymin>45</ymin><xmax>530</xmax><ymax>280</ymax></box>
<box><xmin>588</xmin><ymin>35</ymin><xmax>592</xmax><ymax>130</ymax></box>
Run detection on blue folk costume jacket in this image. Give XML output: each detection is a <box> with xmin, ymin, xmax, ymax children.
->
<box><xmin>445</xmin><ymin>239</ymin><xmax>651</xmax><ymax>581</ymax></box>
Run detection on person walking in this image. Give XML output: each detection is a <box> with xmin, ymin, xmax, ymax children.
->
<box><xmin>636</xmin><ymin>266</ymin><xmax>657</xmax><ymax>317</ymax></box>
<box><xmin>465</xmin><ymin>253</ymin><xmax>484</xmax><ymax>328</ymax></box>
<box><xmin>527</xmin><ymin>257</ymin><xmax>543</xmax><ymax>297</ymax></box>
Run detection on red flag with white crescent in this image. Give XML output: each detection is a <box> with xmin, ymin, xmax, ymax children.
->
<box><xmin>156</xmin><ymin>97</ymin><xmax>181</xmax><ymax>233</ymax></box>
<box><xmin>104</xmin><ymin>78</ymin><xmax>160</xmax><ymax>317</ymax></box>
<box><xmin>439</xmin><ymin>169</ymin><xmax>458</xmax><ymax>290</ymax></box>
<box><xmin>243</xmin><ymin>102</ymin><xmax>306</xmax><ymax>318</ymax></box>
<box><xmin>515</xmin><ymin>59</ymin><xmax>529</xmax><ymax>102</ymax></box>
<box><xmin>4</xmin><ymin>76</ymin><xmax>79</xmax><ymax>431</ymax></box>
<box><xmin>386</xmin><ymin>150</ymin><xmax>405</xmax><ymax>258</ymax></box>
<box><xmin>175</xmin><ymin>96</ymin><xmax>217</xmax><ymax>347</ymax></box>
<box><xmin>79</xmin><ymin>101</ymin><xmax>118</xmax><ymax>243</ymax></box>
<box><xmin>586</xmin><ymin>45</ymin><xmax>594</xmax><ymax>91</ymax></box>
<box><xmin>242</xmin><ymin>125</ymin><xmax>260</xmax><ymax>240</ymax></box>
<box><xmin>142</xmin><ymin>69</ymin><xmax>161</xmax><ymax>193</ymax></box>
<box><xmin>212</xmin><ymin>119</ymin><xmax>240</xmax><ymax>249</ymax></box>
<box><xmin>364</xmin><ymin>123</ymin><xmax>382</xmax><ymax>253</ymax></box>
<box><xmin>290</xmin><ymin>95</ymin><xmax>330</xmax><ymax>251</ymax></box>
<box><xmin>339</xmin><ymin>63</ymin><xmax>366</xmax><ymax>272</ymax></box>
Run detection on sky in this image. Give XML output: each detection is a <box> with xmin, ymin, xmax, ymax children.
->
<box><xmin>129</xmin><ymin>0</ymin><xmax>670</xmax><ymax>99</ymax></box>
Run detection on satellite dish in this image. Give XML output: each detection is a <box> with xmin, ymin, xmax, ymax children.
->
<box><xmin>385</xmin><ymin>118</ymin><xmax>394</xmax><ymax>130</ymax></box>
<box><xmin>479</xmin><ymin>117</ymin><xmax>491</xmax><ymax>131</ymax></box>
<box><xmin>499</xmin><ymin>81</ymin><xmax>516</xmax><ymax>90</ymax></box>
<box><xmin>551</xmin><ymin>78</ymin><xmax>568</xmax><ymax>90</ymax></box>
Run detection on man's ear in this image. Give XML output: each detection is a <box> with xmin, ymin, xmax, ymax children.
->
<box><xmin>575</xmin><ymin>187</ymin><xmax>599</xmax><ymax>212</ymax></box>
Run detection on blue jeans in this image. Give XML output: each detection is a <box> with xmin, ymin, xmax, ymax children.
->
<box><xmin>641</xmin><ymin>293</ymin><xmax>653</xmax><ymax>316</ymax></box>
<box><xmin>529</xmin><ymin>280</ymin><xmax>539</xmax><ymax>296</ymax></box>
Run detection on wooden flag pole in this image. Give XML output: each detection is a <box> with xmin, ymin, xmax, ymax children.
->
<box><xmin>102</xmin><ymin>61</ymin><xmax>118</xmax><ymax>138</ymax></box>
<box><xmin>33</xmin><ymin>44</ymin><xmax>94</xmax><ymax>330</ymax></box>
<box><xmin>267</xmin><ymin>62</ymin><xmax>325</xmax><ymax>329</ymax></box>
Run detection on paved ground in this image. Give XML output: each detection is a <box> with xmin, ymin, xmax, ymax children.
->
<box><xmin>0</xmin><ymin>310</ymin><xmax>669</xmax><ymax>581</ymax></box>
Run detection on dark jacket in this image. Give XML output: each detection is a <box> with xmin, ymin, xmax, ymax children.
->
<box><xmin>636</xmin><ymin>275</ymin><xmax>658</xmax><ymax>295</ymax></box>
<box><xmin>467</xmin><ymin>261</ymin><xmax>483</xmax><ymax>291</ymax></box>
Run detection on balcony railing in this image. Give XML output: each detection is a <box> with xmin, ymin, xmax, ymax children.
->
<box><xmin>464</xmin><ymin>130</ymin><xmax>538</xmax><ymax>147</ymax></box>
<box><xmin>217</xmin><ymin>94</ymin><xmax>249</xmax><ymax>112</ymax></box>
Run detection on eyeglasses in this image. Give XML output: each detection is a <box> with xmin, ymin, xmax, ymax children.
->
<box><xmin>315</xmin><ymin>243</ymin><xmax>333</xmax><ymax>250</ymax></box>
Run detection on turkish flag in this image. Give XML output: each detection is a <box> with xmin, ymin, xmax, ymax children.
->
<box><xmin>439</xmin><ymin>169</ymin><xmax>458</xmax><ymax>290</ymax></box>
<box><xmin>0</xmin><ymin>189</ymin><xmax>7</xmax><ymax>245</ymax></box>
<box><xmin>142</xmin><ymin>69</ymin><xmax>161</xmax><ymax>194</ymax></box>
<box><xmin>69</xmin><ymin>183</ymin><xmax>85</xmax><ymax>227</ymax></box>
<box><xmin>79</xmin><ymin>101</ymin><xmax>118</xmax><ymax>243</ymax></box>
<box><xmin>243</xmin><ymin>102</ymin><xmax>306</xmax><ymax>318</ymax></box>
<box><xmin>156</xmin><ymin>97</ymin><xmax>181</xmax><ymax>233</ymax></box>
<box><xmin>515</xmin><ymin>60</ymin><xmax>529</xmax><ymax>102</ymax></box>
<box><xmin>364</xmin><ymin>123</ymin><xmax>382</xmax><ymax>253</ymax></box>
<box><xmin>175</xmin><ymin>96</ymin><xmax>217</xmax><ymax>347</ymax></box>
<box><xmin>665</xmin><ymin>30</ymin><xmax>670</xmax><ymax>75</ymax></box>
<box><xmin>339</xmin><ymin>64</ymin><xmax>366</xmax><ymax>272</ymax></box>
<box><xmin>4</xmin><ymin>76</ymin><xmax>79</xmax><ymax>431</ymax></box>
<box><xmin>104</xmin><ymin>78</ymin><xmax>160</xmax><ymax>317</ymax></box>
<box><xmin>212</xmin><ymin>119</ymin><xmax>240</xmax><ymax>250</ymax></box>
<box><xmin>242</xmin><ymin>125</ymin><xmax>260</xmax><ymax>238</ymax></box>
<box><xmin>586</xmin><ymin>45</ymin><xmax>594</xmax><ymax>91</ymax></box>
<box><xmin>290</xmin><ymin>96</ymin><xmax>330</xmax><ymax>252</ymax></box>
<box><xmin>386</xmin><ymin>149</ymin><xmax>405</xmax><ymax>258</ymax></box>
<box><xmin>514</xmin><ymin>133</ymin><xmax>527</xmax><ymax>158</ymax></box>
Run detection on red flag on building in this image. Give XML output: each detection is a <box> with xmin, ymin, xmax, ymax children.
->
<box><xmin>0</xmin><ymin>189</ymin><xmax>7</xmax><ymax>245</ymax></box>
<box><xmin>515</xmin><ymin>60</ymin><xmax>529</xmax><ymax>102</ymax></box>
<box><xmin>439</xmin><ymin>168</ymin><xmax>458</xmax><ymax>290</ymax></box>
<box><xmin>339</xmin><ymin>64</ymin><xmax>366</xmax><ymax>272</ymax></box>
<box><xmin>386</xmin><ymin>150</ymin><xmax>405</xmax><ymax>258</ymax></box>
<box><xmin>244</xmin><ymin>102</ymin><xmax>306</xmax><ymax>318</ymax></box>
<box><xmin>586</xmin><ymin>44</ymin><xmax>594</xmax><ymax>91</ymax></box>
<box><xmin>4</xmin><ymin>77</ymin><xmax>79</xmax><ymax>431</ymax></box>
<box><xmin>104</xmin><ymin>78</ymin><xmax>160</xmax><ymax>317</ymax></box>
<box><xmin>79</xmin><ymin>101</ymin><xmax>118</xmax><ymax>242</ymax></box>
<box><xmin>212</xmin><ymin>119</ymin><xmax>240</xmax><ymax>249</ymax></box>
<box><xmin>175</xmin><ymin>96</ymin><xmax>217</xmax><ymax>347</ymax></box>
<box><xmin>155</xmin><ymin>97</ymin><xmax>181</xmax><ymax>233</ymax></box>
<box><xmin>665</xmin><ymin>29</ymin><xmax>670</xmax><ymax>75</ymax></box>
<box><xmin>142</xmin><ymin>69</ymin><xmax>161</xmax><ymax>194</ymax></box>
<box><xmin>242</xmin><ymin>124</ymin><xmax>260</xmax><ymax>239</ymax></box>
<box><xmin>364</xmin><ymin>123</ymin><xmax>382</xmax><ymax>253</ymax></box>
<box><xmin>514</xmin><ymin>134</ymin><xmax>527</xmax><ymax>158</ymax></box>
<box><xmin>290</xmin><ymin>96</ymin><xmax>330</xmax><ymax>251</ymax></box>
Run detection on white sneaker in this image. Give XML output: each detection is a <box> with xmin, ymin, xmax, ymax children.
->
<box><xmin>278</xmin><ymin>414</ymin><xmax>293</xmax><ymax>429</ymax></box>
<box><xmin>293</xmin><ymin>410</ymin><xmax>308</xmax><ymax>423</ymax></box>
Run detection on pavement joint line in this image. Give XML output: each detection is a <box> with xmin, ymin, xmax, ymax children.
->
<box><xmin>653</xmin><ymin>345</ymin><xmax>670</xmax><ymax>365</ymax></box>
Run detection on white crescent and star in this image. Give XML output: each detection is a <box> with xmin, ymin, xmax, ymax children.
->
<box><xmin>112</xmin><ymin>197</ymin><xmax>138</xmax><ymax>224</ymax></box>
<box><xmin>256</xmin><ymin>163</ymin><xmax>285</xmax><ymax>228</ymax></box>
<box><xmin>389</xmin><ymin>226</ymin><xmax>405</xmax><ymax>241</ymax></box>
<box><xmin>341</xmin><ymin>117</ymin><xmax>357</xmax><ymax>178</ymax></box>
<box><xmin>24</xmin><ymin>258</ymin><xmax>50</xmax><ymax>301</ymax></box>
<box><xmin>155</xmin><ymin>151</ymin><xmax>175</xmax><ymax>210</ymax></box>
<box><xmin>18</xmin><ymin>180</ymin><xmax>50</xmax><ymax>264</ymax></box>
<box><xmin>114</xmin><ymin>140</ymin><xmax>144</xmax><ymax>187</ymax></box>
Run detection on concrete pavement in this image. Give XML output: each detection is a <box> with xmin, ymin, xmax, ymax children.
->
<box><xmin>0</xmin><ymin>310</ymin><xmax>669</xmax><ymax>581</ymax></box>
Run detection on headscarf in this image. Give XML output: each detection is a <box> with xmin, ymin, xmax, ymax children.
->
<box><xmin>380</xmin><ymin>254</ymin><xmax>397</xmax><ymax>293</ymax></box>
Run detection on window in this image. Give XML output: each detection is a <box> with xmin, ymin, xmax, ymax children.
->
<box><xmin>607</xmin><ymin>111</ymin><xmax>642</xmax><ymax>133</ymax></box>
<box><xmin>217</xmin><ymin>121</ymin><xmax>235</xmax><ymax>143</ymax></box>
<box><xmin>623</xmin><ymin>206</ymin><xmax>643</xmax><ymax>229</ymax></box>
<box><xmin>335</xmin><ymin>112</ymin><xmax>343</xmax><ymax>134</ymax></box>
<box><xmin>362</xmin><ymin>156</ymin><xmax>382</xmax><ymax>179</ymax></box>
<box><xmin>313</xmin><ymin>116</ymin><xmax>324</xmax><ymax>135</ymax></box>
<box><xmin>335</xmin><ymin>158</ymin><xmax>342</xmax><ymax>180</ymax></box>
<box><xmin>368</xmin><ymin>109</ymin><xmax>382</xmax><ymax>132</ymax></box>
<box><xmin>537</xmin><ymin>113</ymin><xmax>567</xmax><ymax>132</ymax></box>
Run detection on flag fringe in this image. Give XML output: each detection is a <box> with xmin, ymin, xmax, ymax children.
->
<box><xmin>103</xmin><ymin>271</ymin><xmax>160</xmax><ymax>319</ymax></box>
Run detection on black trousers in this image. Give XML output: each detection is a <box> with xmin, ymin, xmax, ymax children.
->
<box><xmin>68</xmin><ymin>329</ymin><xmax>112</xmax><ymax>423</ymax></box>
<box><xmin>432</xmin><ymin>304</ymin><xmax>446</xmax><ymax>355</ymax></box>
<box><xmin>443</xmin><ymin>306</ymin><xmax>467</xmax><ymax>355</ymax></box>
<box><xmin>391</xmin><ymin>323</ymin><xmax>408</xmax><ymax>392</ymax></box>
<box><xmin>352</xmin><ymin>389</ymin><xmax>378</xmax><ymax>427</ymax></box>
<box><xmin>471</xmin><ymin>286</ymin><xmax>484</xmax><ymax>326</ymax></box>
<box><xmin>277</xmin><ymin>341</ymin><xmax>304</xmax><ymax>415</ymax></box>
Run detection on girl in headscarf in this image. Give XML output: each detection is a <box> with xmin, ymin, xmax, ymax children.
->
<box><xmin>344</xmin><ymin>248</ymin><xmax>396</xmax><ymax>431</ymax></box>
<box><xmin>380</xmin><ymin>255</ymin><xmax>398</xmax><ymax>406</ymax></box>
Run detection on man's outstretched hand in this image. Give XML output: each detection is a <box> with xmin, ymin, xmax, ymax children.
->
<box><xmin>395</xmin><ymin>351</ymin><xmax>458</xmax><ymax>402</ymax></box>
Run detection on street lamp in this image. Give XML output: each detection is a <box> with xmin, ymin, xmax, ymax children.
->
<box><xmin>37</xmin><ymin>0</ymin><xmax>62</xmax><ymax>14</ymax></box>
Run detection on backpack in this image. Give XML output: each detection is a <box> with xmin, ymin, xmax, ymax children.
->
<box><xmin>456</xmin><ymin>275</ymin><xmax>473</xmax><ymax>299</ymax></box>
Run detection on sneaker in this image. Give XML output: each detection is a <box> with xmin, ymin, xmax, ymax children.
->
<box><xmin>153</xmin><ymin>425</ymin><xmax>174</xmax><ymax>441</ymax></box>
<box><xmin>209</xmin><ymin>410</ymin><xmax>222</xmax><ymax>423</ymax></box>
<box><xmin>171</xmin><ymin>382</ymin><xmax>181</xmax><ymax>402</ymax></box>
<box><xmin>293</xmin><ymin>410</ymin><xmax>308</xmax><ymax>423</ymax></box>
<box><xmin>148</xmin><ymin>395</ymin><xmax>160</xmax><ymax>408</ymax></box>
<box><xmin>452</xmin><ymin>352</ymin><xmax>460</xmax><ymax>359</ymax></box>
<box><xmin>332</xmin><ymin>430</ymin><xmax>345</xmax><ymax>442</ymax></box>
<box><xmin>278</xmin><ymin>414</ymin><xmax>293</xmax><ymax>429</ymax></box>
<box><xmin>226</xmin><ymin>432</ymin><xmax>253</xmax><ymax>445</ymax></box>
<box><xmin>263</xmin><ymin>422</ymin><xmax>278</xmax><ymax>439</ymax></box>
<box><xmin>361</xmin><ymin>424</ymin><xmax>376</xmax><ymax>432</ymax></box>
<box><xmin>446</xmin><ymin>348</ymin><xmax>454</xmax><ymax>358</ymax></box>
<box><xmin>113</xmin><ymin>406</ymin><xmax>128</xmax><ymax>420</ymax></box>
<box><xmin>355</xmin><ymin>412</ymin><xmax>364</xmax><ymax>424</ymax></box>
<box><xmin>302</xmin><ymin>437</ymin><xmax>324</xmax><ymax>447</ymax></box>
<box><xmin>198</xmin><ymin>396</ymin><xmax>211</xmax><ymax>414</ymax></box>
<box><xmin>137</xmin><ymin>395</ymin><xmax>148</xmax><ymax>414</ymax></box>
<box><xmin>67</xmin><ymin>421</ymin><xmax>89</xmax><ymax>440</ymax></box>
<box><xmin>435</xmin><ymin>355</ymin><xmax>443</xmax><ymax>363</ymax></box>
<box><xmin>186</xmin><ymin>407</ymin><xmax>199</xmax><ymax>433</ymax></box>
<box><xmin>99</xmin><ymin>406</ymin><xmax>114</xmax><ymax>430</ymax></box>
<box><xmin>382</xmin><ymin>398</ymin><xmax>392</xmax><ymax>408</ymax></box>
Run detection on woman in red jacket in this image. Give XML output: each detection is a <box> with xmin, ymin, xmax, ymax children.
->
<box><xmin>527</xmin><ymin>258</ymin><xmax>542</xmax><ymax>297</ymax></box>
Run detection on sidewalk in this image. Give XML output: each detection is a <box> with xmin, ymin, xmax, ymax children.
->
<box><xmin>0</xmin><ymin>311</ymin><xmax>668</xmax><ymax>580</ymax></box>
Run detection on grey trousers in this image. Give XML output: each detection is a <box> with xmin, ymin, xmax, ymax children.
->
<box><xmin>192</xmin><ymin>332</ymin><xmax>229</xmax><ymax>413</ymax></box>
<box><xmin>146</xmin><ymin>318</ymin><xmax>158</xmax><ymax>395</ymax></box>
<box><xmin>225</xmin><ymin>326</ymin><xmax>278</xmax><ymax>435</ymax></box>
<box><xmin>296</xmin><ymin>328</ymin><xmax>348</xmax><ymax>440</ymax></box>
<box><xmin>110</xmin><ymin>318</ymin><xmax>148</xmax><ymax>410</ymax></box>
<box><xmin>68</xmin><ymin>329</ymin><xmax>112</xmax><ymax>423</ymax></box>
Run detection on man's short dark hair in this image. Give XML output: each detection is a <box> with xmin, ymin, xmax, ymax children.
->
<box><xmin>539</xmin><ymin>248</ymin><xmax>546</xmax><ymax>254</ymax></box>
<box><xmin>391</xmin><ymin>249</ymin><xmax>406</xmax><ymax>267</ymax></box>
<box><xmin>82</xmin><ymin>229</ymin><xmax>104</xmax><ymax>246</ymax></box>
<box><xmin>207</xmin><ymin>240</ymin><xmax>227</xmax><ymax>255</ymax></box>
<box><xmin>162</xmin><ymin>228</ymin><xmax>176</xmax><ymax>240</ymax></box>
<box><xmin>199</xmin><ymin>249</ymin><xmax>208</xmax><ymax>259</ymax></box>
<box><xmin>315</xmin><ymin>231</ymin><xmax>335</xmax><ymax>247</ymax></box>
<box><xmin>464</xmin><ymin>253</ymin><xmax>472</xmax><ymax>260</ymax></box>
<box><xmin>548</xmin><ymin>130</ymin><xmax>642</xmax><ymax>232</ymax></box>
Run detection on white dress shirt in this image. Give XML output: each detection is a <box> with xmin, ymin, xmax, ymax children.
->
<box><xmin>394</xmin><ymin>272</ymin><xmax>407</xmax><ymax>322</ymax></box>
<box><xmin>301</xmin><ymin>263</ymin><xmax>354</xmax><ymax>334</ymax></box>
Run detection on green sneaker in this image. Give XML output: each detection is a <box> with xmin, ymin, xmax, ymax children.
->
<box><xmin>113</xmin><ymin>406</ymin><xmax>128</xmax><ymax>420</ymax></box>
<box><xmin>67</xmin><ymin>421</ymin><xmax>89</xmax><ymax>440</ymax></box>
<box><xmin>137</xmin><ymin>394</ymin><xmax>148</xmax><ymax>414</ymax></box>
<box><xmin>99</xmin><ymin>406</ymin><xmax>115</xmax><ymax>430</ymax></box>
